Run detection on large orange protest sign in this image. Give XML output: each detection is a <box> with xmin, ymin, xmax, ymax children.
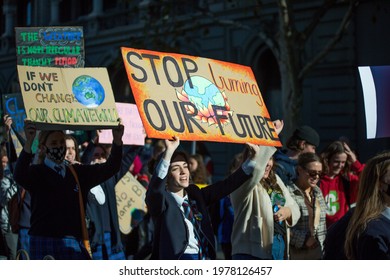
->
<box><xmin>121</xmin><ymin>47</ymin><xmax>281</xmax><ymax>146</ymax></box>
<box><xmin>17</xmin><ymin>65</ymin><xmax>119</xmax><ymax>130</ymax></box>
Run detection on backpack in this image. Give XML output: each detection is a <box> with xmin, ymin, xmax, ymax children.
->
<box><xmin>7</xmin><ymin>186</ymin><xmax>25</xmax><ymax>234</ymax></box>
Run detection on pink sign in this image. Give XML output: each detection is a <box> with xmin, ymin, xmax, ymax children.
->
<box><xmin>99</xmin><ymin>102</ymin><xmax>146</xmax><ymax>145</ymax></box>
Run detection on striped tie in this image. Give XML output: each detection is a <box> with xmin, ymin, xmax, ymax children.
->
<box><xmin>54</xmin><ymin>165</ymin><xmax>63</xmax><ymax>177</ymax></box>
<box><xmin>182</xmin><ymin>199</ymin><xmax>204</xmax><ymax>260</ymax></box>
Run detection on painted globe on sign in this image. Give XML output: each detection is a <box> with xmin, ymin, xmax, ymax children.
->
<box><xmin>183</xmin><ymin>76</ymin><xmax>225</xmax><ymax>110</ymax></box>
<box><xmin>72</xmin><ymin>75</ymin><xmax>105</xmax><ymax>108</ymax></box>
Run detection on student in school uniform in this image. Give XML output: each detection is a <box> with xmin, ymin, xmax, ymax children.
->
<box><xmin>145</xmin><ymin>136</ymin><xmax>261</xmax><ymax>260</ymax></box>
<box><xmin>13</xmin><ymin>119</ymin><xmax>124</xmax><ymax>260</ymax></box>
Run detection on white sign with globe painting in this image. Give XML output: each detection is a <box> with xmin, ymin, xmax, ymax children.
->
<box><xmin>121</xmin><ymin>47</ymin><xmax>281</xmax><ymax>146</ymax></box>
<box><xmin>17</xmin><ymin>65</ymin><xmax>119</xmax><ymax>130</ymax></box>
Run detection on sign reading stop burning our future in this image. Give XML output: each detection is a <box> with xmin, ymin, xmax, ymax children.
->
<box><xmin>15</xmin><ymin>26</ymin><xmax>85</xmax><ymax>67</ymax></box>
<box><xmin>17</xmin><ymin>65</ymin><xmax>119</xmax><ymax>130</ymax></box>
<box><xmin>121</xmin><ymin>47</ymin><xmax>281</xmax><ymax>146</ymax></box>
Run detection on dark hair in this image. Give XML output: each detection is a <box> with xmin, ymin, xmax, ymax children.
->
<box><xmin>189</xmin><ymin>154</ymin><xmax>208</xmax><ymax>185</ymax></box>
<box><xmin>38</xmin><ymin>130</ymin><xmax>65</xmax><ymax>164</ymax></box>
<box><xmin>64</xmin><ymin>134</ymin><xmax>80</xmax><ymax>162</ymax></box>
<box><xmin>297</xmin><ymin>152</ymin><xmax>322</xmax><ymax>169</ymax></box>
<box><xmin>227</xmin><ymin>152</ymin><xmax>244</xmax><ymax>176</ymax></box>
<box><xmin>93</xmin><ymin>144</ymin><xmax>108</xmax><ymax>159</ymax></box>
<box><xmin>320</xmin><ymin>141</ymin><xmax>351</xmax><ymax>175</ymax></box>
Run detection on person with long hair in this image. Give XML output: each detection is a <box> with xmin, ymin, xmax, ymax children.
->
<box><xmin>320</xmin><ymin>141</ymin><xmax>364</xmax><ymax>228</ymax></box>
<box><xmin>230</xmin><ymin>120</ymin><xmax>301</xmax><ymax>260</ymax></box>
<box><xmin>287</xmin><ymin>153</ymin><xmax>327</xmax><ymax>259</ymax></box>
<box><xmin>344</xmin><ymin>152</ymin><xmax>390</xmax><ymax>259</ymax></box>
<box><xmin>188</xmin><ymin>154</ymin><xmax>208</xmax><ymax>187</ymax></box>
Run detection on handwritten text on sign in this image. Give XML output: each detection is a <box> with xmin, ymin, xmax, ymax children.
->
<box><xmin>121</xmin><ymin>47</ymin><xmax>281</xmax><ymax>146</ymax></box>
<box><xmin>115</xmin><ymin>172</ymin><xmax>146</xmax><ymax>234</ymax></box>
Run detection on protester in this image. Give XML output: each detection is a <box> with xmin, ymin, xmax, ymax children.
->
<box><xmin>210</xmin><ymin>152</ymin><xmax>243</xmax><ymax>260</ymax></box>
<box><xmin>274</xmin><ymin>125</ymin><xmax>320</xmax><ymax>186</ymax></box>
<box><xmin>0</xmin><ymin>155</ymin><xmax>18</xmax><ymax>259</ymax></box>
<box><xmin>2</xmin><ymin>115</ymin><xmax>32</xmax><ymax>260</ymax></box>
<box><xmin>230</xmin><ymin>120</ymin><xmax>300</xmax><ymax>260</ymax></box>
<box><xmin>145</xmin><ymin>136</ymin><xmax>261</xmax><ymax>260</ymax></box>
<box><xmin>196</xmin><ymin>142</ymin><xmax>214</xmax><ymax>184</ymax></box>
<box><xmin>65</xmin><ymin>135</ymin><xmax>81</xmax><ymax>164</ymax></box>
<box><xmin>344</xmin><ymin>151</ymin><xmax>390</xmax><ymax>259</ymax></box>
<box><xmin>188</xmin><ymin>154</ymin><xmax>208</xmax><ymax>187</ymax></box>
<box><xmin>287</xmin><ymin>153</ymin><xmax>327</xmax><ymax>259</ymax></box>
<box><xmin>323</xmin><ymin>208</ymin><xmax>354</xmax><ymax>260</ymax></box>
<box><xmin>320</xmin><ymin>141</ymin><xmax>364</xmax><ymax>228</ymax></box>
<box><xmin>76</xmin><ymin>132</ymin><xmax>143</xmax><ymax>260</ymax></box>
<box><xmin>13</xmin><ymin>119</ymin><xmax>124</xmax><ymax>260</ymax></box>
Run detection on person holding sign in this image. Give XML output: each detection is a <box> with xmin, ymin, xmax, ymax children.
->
<box><xmin>145</xmin><ymin>136</ymin><xmax>261</xmax><ymax>260</ymax></box>
<box><xmin>230</xmin><ymin>120</ymin><xmax>300</xmax><ymax>260</ymax></box>
<box><xmin>13</xmin><ymin>119</ymin><xmax>124</xmax><ymax>260</ymax></box>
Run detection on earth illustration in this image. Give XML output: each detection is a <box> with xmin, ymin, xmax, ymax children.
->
<box><xmin>72</xmin><ymin>75</ymin><xmax>105</xmax><ymax>108</ymax></box>
<box><xmin>183</xmin><ymin>76</ymin><xmax>226</xmax><ymax>110</ymax></box>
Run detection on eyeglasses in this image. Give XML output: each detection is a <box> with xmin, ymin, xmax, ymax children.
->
<box><xmin>304</xmin><ymin>168</ymin><xmax>323</xmax><ymax>178</ymax></box>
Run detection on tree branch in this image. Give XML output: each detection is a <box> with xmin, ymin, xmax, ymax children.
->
<box><xmin>298</xmin><ymin>0</ymin><xmax>359</xmax><ymax>79</ymax></box>
<box><xmin>301</xmin><ymin>0</ymin><xmax>337</xmax><ymax>40</ymax></box>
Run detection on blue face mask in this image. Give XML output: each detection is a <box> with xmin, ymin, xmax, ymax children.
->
<box><xmin>46</xmin><ymin>146</ymin><xmax>66</xmax><ymax>162</ymax></box>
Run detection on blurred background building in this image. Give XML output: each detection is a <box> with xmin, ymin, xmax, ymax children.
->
<box><xmin>1</xmin><ymin>0</ymin><xmax>389</xmax><ymax>181</ymax></box>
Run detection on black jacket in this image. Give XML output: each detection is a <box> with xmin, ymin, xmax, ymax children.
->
<box><xmin>146</xmin><ymin>167</ymin><xmax>251</xmax><ymax>260</ymax></box>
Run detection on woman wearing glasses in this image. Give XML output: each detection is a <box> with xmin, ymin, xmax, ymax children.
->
<box><xmin>287</xmin><ymin>153</ymin><xmax>327</xmax><ymax>259</ymax></box>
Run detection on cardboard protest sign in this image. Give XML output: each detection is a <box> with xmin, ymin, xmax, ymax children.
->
<box><xmin>115</xmin><ymin>172</ymin><xmax>147</xmax><ymax>234</ymax></box>
<box><xmin>359</xmin><ymin>66</ymin><xmax>390</xmax><ymax>139</ymax></box>
<box><xmin>121</xmin><ymin>47</ymin><xmax>281</xmax><ymax>146</ymax></box>
<box><xmin>99</xmin><ymin>102</ymin><xmax>146</xmax><ymax>145</ymax></box>
<box><xmin>15</xmin><ymin>26</ymin><xmax>84</xmax><ymax>67</ymax></box>
<box><xmin>2</xmin><ymin>93</ymin><xmax>27</xmax><ymax>154</ymax></box>
<box><xmin>17</xmin><ymin>65</ymin><xmax>119</xmax><ymax>130</ymax></box>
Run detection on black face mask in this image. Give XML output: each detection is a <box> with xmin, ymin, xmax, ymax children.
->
<box><xmin>46</xmin><ymin>146</ymin><xmax>66</xmax><ymax>162</ymax></box>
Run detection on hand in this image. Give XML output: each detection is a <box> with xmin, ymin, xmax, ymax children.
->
<box><xmin>112</xmin><ymin>119</ymin><xmax>124</xmax><ymax>146</ymax></box>
<box><xmin>274</xmin><ymin>205</ymin><xmax>292</xmax><ymax>223</ymax></box>
<box><xmin>23</xmin><ymin>119</ymin><xmax>36</xmax><ymax>153</ymax></box>
<box><xmin>163</xmin><ymin>136</ymin><xmax>180</xmax><ymax>160</ymax></box>
<box><xmin>273</xmin><ymin>119</ymin><xmax>284</xmax><ymax>135</ymax></box>
<box><xmin>245</xmin><ymin>142</ymin><xmax>260</xmax><ymax>160</ymax></box>
<box><xmin>305</xmin><ymin>236</ymin><xmax>319</xmax><ymax>249</ymax></box>
<box><xmin>93</xmin><ymin>129</ymin><xmax>102</xmax><ymax>144</ymax></box>
<box><xmin>343</xmin><ymin>142</ymin><xmax>357</xmax><ymax>163</ymax></box>
<box><xmin>3</xmin><ymin>115</ymin><xmax>12</xmax><ymax>141</ymax></box>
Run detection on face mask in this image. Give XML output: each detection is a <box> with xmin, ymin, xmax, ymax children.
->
<box><xmin>46</xmin><ymin>146</ymin><xmax>66</xmax><ymax>162</ymax></box>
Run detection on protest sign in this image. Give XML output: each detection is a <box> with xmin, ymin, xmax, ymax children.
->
<box><xmin>121</xmin><ymin>48</ymin><xmax>281</xmax><ymax>146</ymax></box>
<box><xmin>358</xmin><ymin>66</ymin><xmax>390</xmax><ymax>139</ymax></box>
<box><xmin>17</xmin><ymin>65</ymin><xmax>119</xmax><ymax>130</ymax></box>
<box><xmin>2</xmin><ymin>93</ymin><xmax>27</xmax><ymax>154</ymax></box>
<box><xmin>15</xmin><ymin>26</ymin><xmax>84</xmax><ymax>67</ymax></box>
<box><xmin>115</xmin><ymin>172</ymin><xmax>147</xmax><ymax>234</ymax></box>
<box><xmin>99</xmin><ymin>102</ymin><xmax>146</xmax><ymax>146</ymax></box>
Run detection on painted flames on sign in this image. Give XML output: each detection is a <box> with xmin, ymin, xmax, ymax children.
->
<box><xmin>175</xmin><ymin>76</ymin><xmax>231</xmax><ymax>127</ymax></box>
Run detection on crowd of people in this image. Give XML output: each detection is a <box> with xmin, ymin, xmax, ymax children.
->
<box><xmin>0</xmin><ymin>114</ymin><xmax>389</xmax><ymax>260</ymax></box>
